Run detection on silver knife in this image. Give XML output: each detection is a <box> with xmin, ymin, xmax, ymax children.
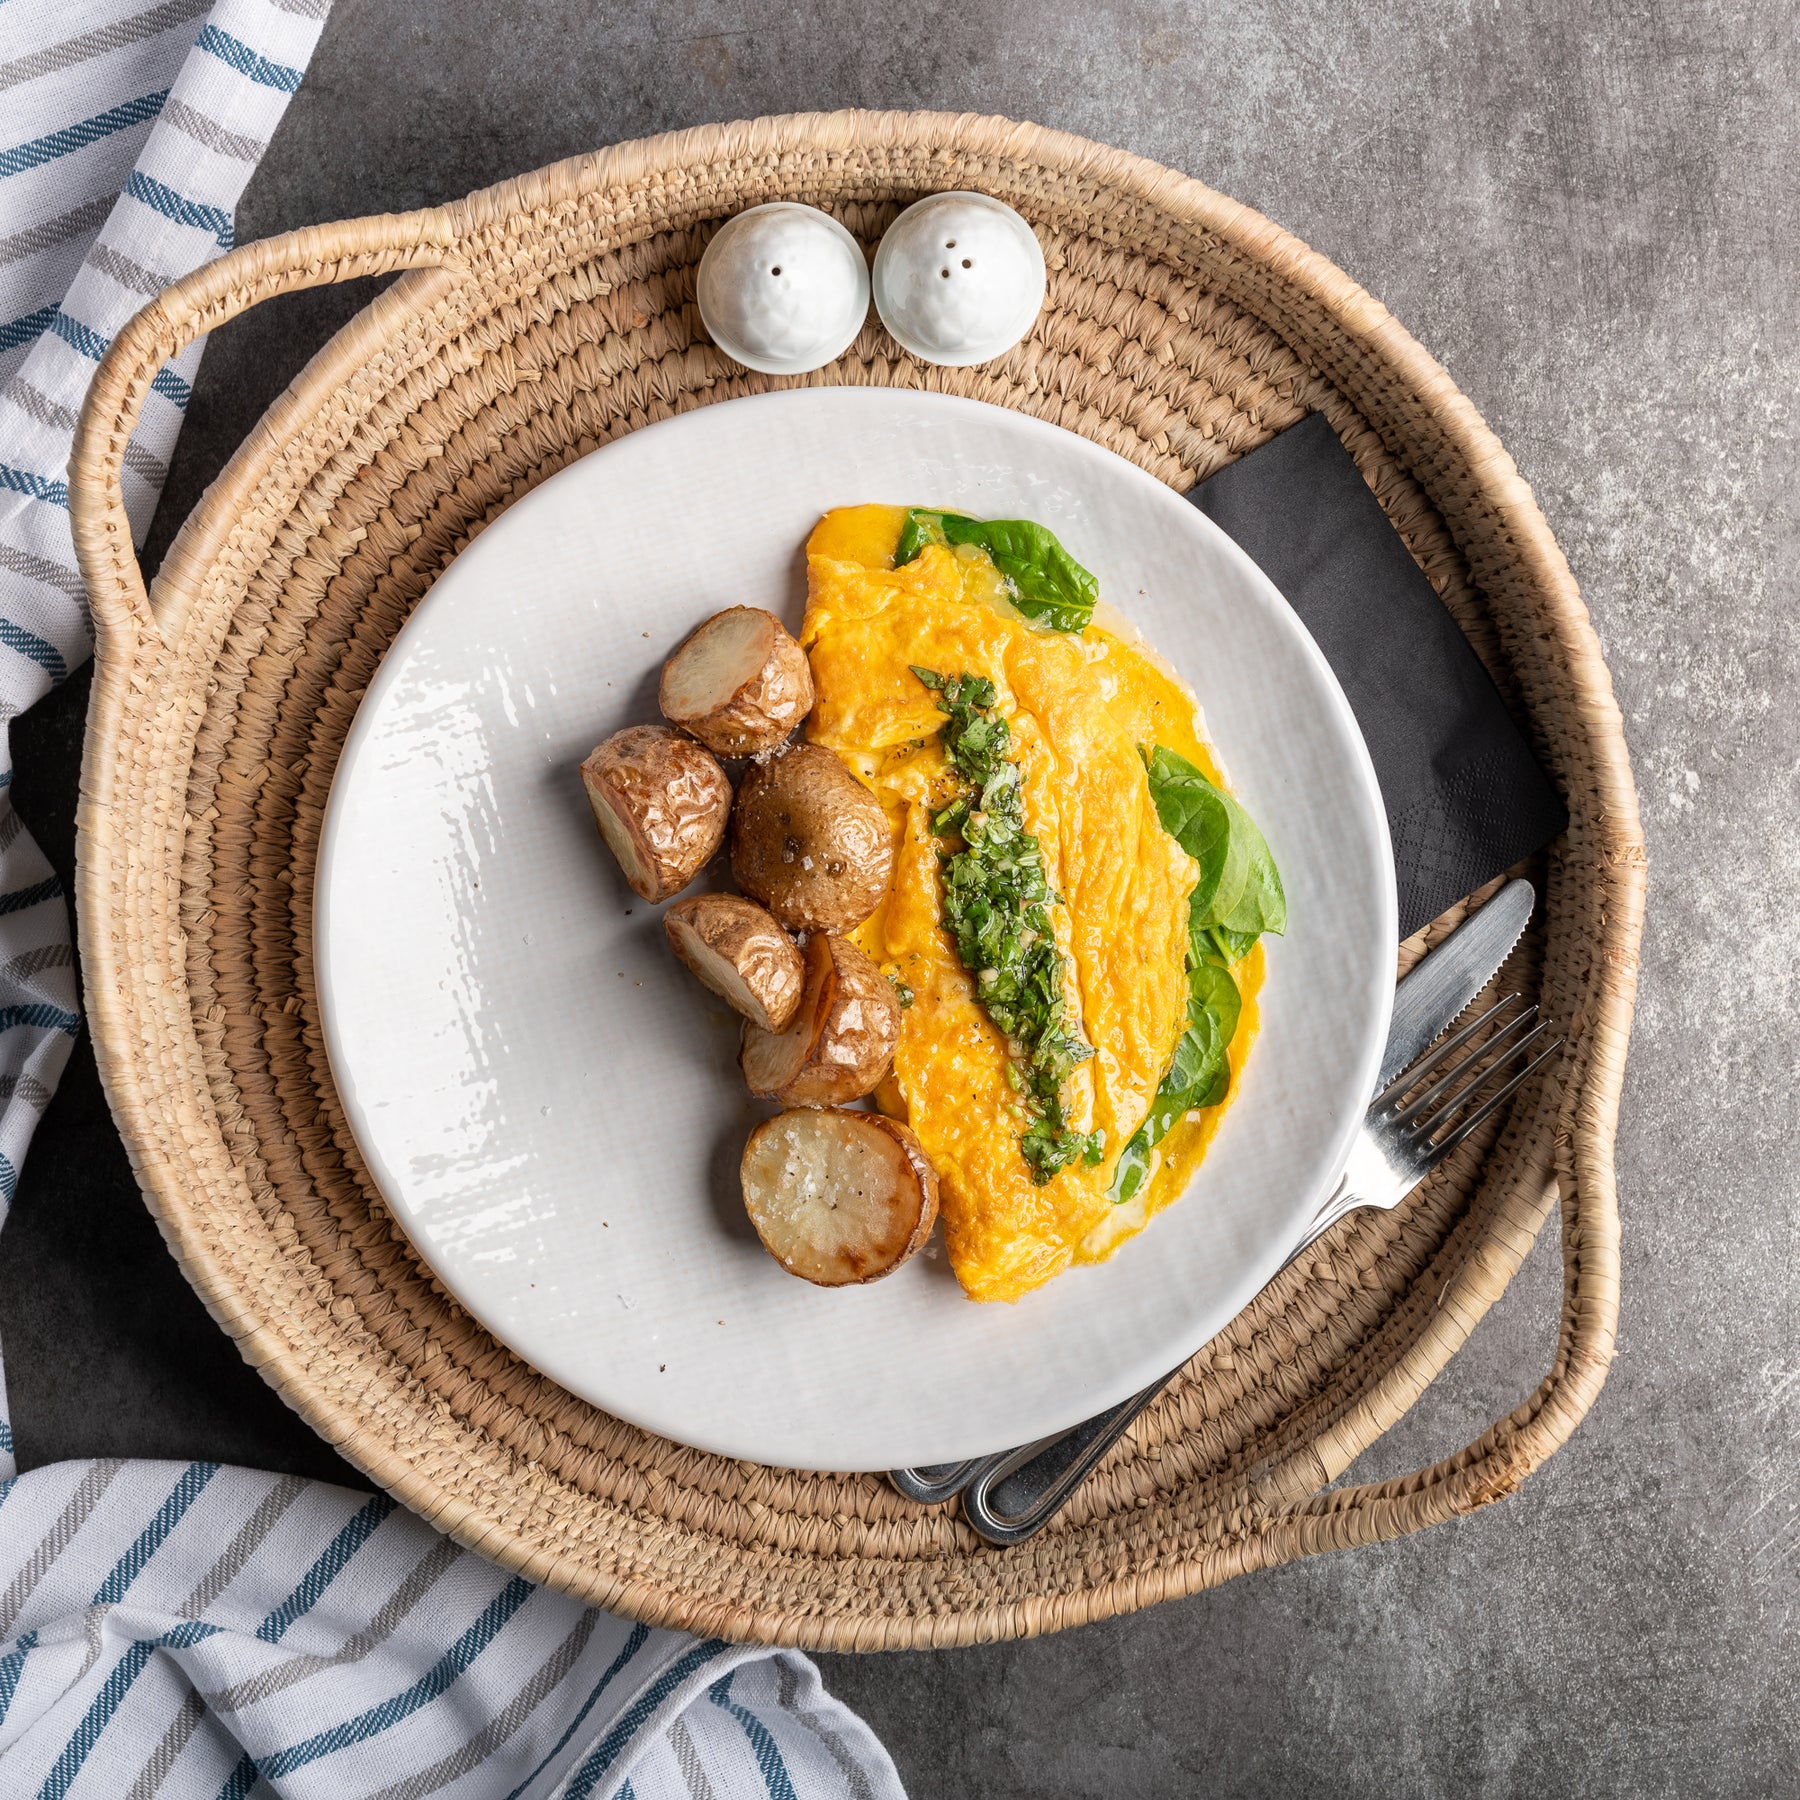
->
<box><xmin>1381</xmin><ymin>878</ymin><xmax>1535</xmax><ymax>1086</ymax></box>
<box><xmin>890</xmin><ymin>877</ymin><xmax>1538</xmax><ymax>1526</ymax></box>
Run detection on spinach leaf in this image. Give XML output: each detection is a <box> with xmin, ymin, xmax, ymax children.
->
<box><xmin>895</xmin><ymin>509</ymin><xmax>1099</xmax><ymax>633</ymax></box>
<box><xmin>1171</xmin><ymin>985</ymin><xmax>1232</xmax><ymax>1108</ymax></box>
<box><xmin>1110</xmin><ymin>960</ymin><xmax>1238</xmax><ymax>1205</ymax></box>
<box><xmin>1189</xmin><ymin>958</ymin><xmax>1241</xmax><ymax>1046</ymax></box>
<box><xmin>1202</xmin><ymin>923</ymin><xmax>1262</xmax><ymax>966</ymax></box>
<box><xmin>894</xmin><ymin>509</ymin><xmax>949</xmax><ymax>567</ymax></box>
<box><xmin>1110</xmin><ymin>746</ymin><xmax>1284</xmax><ymax>1204</ymax></box>
<box><xmin>1109</xmin><ymin>1132</ymin><xmax>1155</xmax><ymax>1208</ymax></box>
<box><xmin>1211</xmin><ymin>793</ymin><xmax>1286</xmax><ymax>937</ymax></box>
<box><xmin>1144</xmin><ymin>745</ymin><xmax>1244</xmax><ymax>926</ymax></box>
<box><xmin>958</xmin><ymin>518</ymin><xmax>1098</xmax><ymax>631</ymax></box>
<box><xmin>1142</xmin><ymin>746</ymin><xmax>1286</xmax><ymax>937</ymax></box>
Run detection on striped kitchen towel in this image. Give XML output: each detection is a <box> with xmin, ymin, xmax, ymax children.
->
<box><xmin>0</xmin><ymin>6</ymin><xmax>906</xmax><ymax>1796</ymax></box>
<box><xmin>0</xmin><ymin>1460</ymin><xmax>903</xmax><ymax>1798</ymax></box>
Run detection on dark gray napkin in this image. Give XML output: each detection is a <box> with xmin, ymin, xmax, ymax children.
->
<box><xmin>1187</xmin><ymin>412</ymin><xmax>1567</xmax><ymax>939</ymax></box>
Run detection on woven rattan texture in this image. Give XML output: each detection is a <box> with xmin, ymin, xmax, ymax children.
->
<box><xmin>69</xmin><ymin>113</ymin><xmax>1642</xmax><ymax>1649</ymax></box>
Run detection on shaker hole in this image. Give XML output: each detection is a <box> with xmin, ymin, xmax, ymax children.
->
<box><xmin>962</xmin><ymin>258</ymin><xmax>972</xmax><ymax>268</ymax></box>
<box><xmin>770</xmin><ymin>265</ymin><xmax>782</xmax><ymax>276</ymax></box>
<box><xmin>940</xmin><ymin>268</ymin><xmax>951</xmax><ymax>278</ymax></box>
<box><xmin>945</xmin><ymin>239</ymin><xmax>957</xmax><ymax>248</ymax></box>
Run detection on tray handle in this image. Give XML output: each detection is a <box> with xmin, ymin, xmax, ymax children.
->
<box><xmin>65</xmin><ymin>199</ymin><xmax>1624</xmax><ymax>1565</ymax></box>
<box><xmin>70</xmin><ymin>208</ymin><xmax>465</xmax><ymax>649</ymax></box>
<box><xmin>1244</xmin><ymin>1153</ymin><xmax>1613</xmax><ymax>1543</ymax></box>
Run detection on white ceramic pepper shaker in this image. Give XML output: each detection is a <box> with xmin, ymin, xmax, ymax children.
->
<box><xmin>695</xmin><ymin>202</ymin><xmax>871</xmax><ymax>376</ymax></box>
<box><xmin>872</xmin><ymin>192</ymin><xmax>1046</xmax><ymax>367</ymax></box>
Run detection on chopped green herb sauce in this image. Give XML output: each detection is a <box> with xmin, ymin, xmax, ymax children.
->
<box><xmin>912</xmin><ymin>666</ymin><xmax>1105</xmax><ymax>1184</ymax></box>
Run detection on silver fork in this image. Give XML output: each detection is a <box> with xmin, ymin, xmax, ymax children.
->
<box><xmin>1287</xmin><ymin>994</ymin><xmax>1561</xmax><ymax>1261</ymax></box>
<box><xmin>899</xmin><ymin>990</ymin><xmax>1562</xmax><ymax>1543</ymax></box>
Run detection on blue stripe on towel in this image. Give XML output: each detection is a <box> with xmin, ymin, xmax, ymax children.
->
<box><xmin>213</xmin><ymin>1753</ymin><xmax>258</xmax><ymax>1800</ymax></box>
<box><xmin>0</xmin><ymin>94</ymin><xmax>168</xmax><ymax>181</ymax></box>
<box><xmin>48</xmin><ymin>311</ymin><xmax>108</xmax><ymax>361</ymax></box>
<box><xmin>0</xmin><ymin>1630</ymin><xmax>37</xmax><ymax>1730</ymax></box>
<box><xmin>560</xmin><ymin>1640</ymin><xmax>736</xmax><ymax>1800</ymax></box>
<box><xmin>0</xmin><ymin>876</ymin><xmax>66</xmax><ymax>916</ymax></box>
<box><xmin>124</xmin><ymin>169</ymin><xmax>233</xmax><ymax>247</ymax></box>
<box><xmin>257</xmin><ymin>1494</ymin><xmax>396</xmax><ymax>1642</ymax></box>
<box><xmin>257</xmin><ymin>1576</ymin><xmax>535</xmax><ymax>1776</ymax></box>
<box><xmin>36</xmin><ymin>1622</ymin><xmax>222</xmax><ymax>1800</ymax></box>
<box><xmin>710</xmin><ymin>1671</ymin><xmax>801</xmax><ymax>1800</ymax></box>
<box><xmin>36</xmin><ymin>1639</ymin><xmax>158</xmax><ymax>1800</ymax></box>
<box><xmin>46</xmin><ymin>310</ymin><xmax>190</xmax><ymax>408</ymax></box>
<box><xmin>0</xmin><ymin>464</ymin><xmax>67</xmax><ymax>507</ymax></box>
<box><xmin>92</xmin><ymin>1462</ymin><xmax>219</xmax><ymax>1606</ymax></box>
<box><xmin>0</xmin><ymin>305</ymin><xmax>59</xmax><ymax>354</ymax></box>
<box><xmin>195</xmin><ymin>25</ymin><xmax>302</xmax><ymax>92</ymax></box>
<box><xmin>0</xmin><ymin>618</ymin><xmax>69</xmax><ymax>684</ymax></box>
<box><xmin>500</xmin><ymin>1622</ymin><xmax>653</xmax><ymax>1800</ymax></box>
<box><xmin>0</xmin><ymin>1006</ymin><xmax>80</xmax><ymax>1035</ymax></box>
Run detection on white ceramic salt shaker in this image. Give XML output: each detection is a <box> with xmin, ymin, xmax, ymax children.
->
<box><xmin>872</xmin><ymin>192</ymin><xmax>1046</xmax><ymax>367</ymax></box>
<box><xmin>695</xmin><ymin>203</ymin><xmax>871</xmax><ymax>376</ymax></box>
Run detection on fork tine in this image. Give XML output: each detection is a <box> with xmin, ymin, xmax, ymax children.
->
<box><xmin>1390</xmin><ymin>1003</ymin><xmax>1539</xmax><ymax>1128</ymax></box>
<box><xmin>1423</xmin><ymin>1034</ymin><xmax>1563</xmax><ymax>1157</ymax></box>
<box><xmin>1406</xmin><ymin>1016</ymin><xmax>1555</xmax><ymax>1137</ymax></box>
<box><xmin>1372</xmin><ymin>993</ymin><xmax>1524</xmax><ymax>1110</ymax></box>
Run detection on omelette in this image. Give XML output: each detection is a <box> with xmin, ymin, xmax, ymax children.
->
<box><xmin>801</xmin><ymin>504</ymin><xmax>1273</xmax><ymax>1303</ymax></box>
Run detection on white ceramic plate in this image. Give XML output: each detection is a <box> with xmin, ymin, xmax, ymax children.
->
<box><xmin>316</xmin><ymin>388</ymin><xmax>1395</xmax><ymax>1471</ymax></box>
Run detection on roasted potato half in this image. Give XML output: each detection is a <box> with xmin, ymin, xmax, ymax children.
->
<box><xmin>741</xmin><ymin>1108</ymin><xmax>940</xmax><ymax>1286</ymax></box>
<box><xmin>740</xmin><ymin>931</ymin><xmax>900</xmax><ymax>1106</ymax></box>
<box><xmin>660</xmin><ymin>606</ymin><xmax>815</xmax><ymax>756</ymax></box>
<box><xmin>729</xmin><ymin>742</ymin><xmax>893</xmax><ymax>933</ymax></box>
<box><xmin>579</xmin><ymin>725</ymin><xmax>730</xmax><ymax>903</ymax></box>
<box><xmin>663</xmin><ymin>893</ymin><xmax>804</xmax><ymax>1033</ymax></box>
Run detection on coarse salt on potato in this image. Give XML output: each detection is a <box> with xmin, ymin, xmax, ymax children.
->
<box><xmin>740</xmin><ymin>930</ymin><xmax>900</xmax><ymax>1106</ymax></box>
<box><xmin>741</xmin><ymin>1108</ymin><xmax>939</xmax><ymax>1286</ymax></box>
<box><xmin>660</xmin><ymin>606</ymin><xmax>814</xmax><ymax>756</ymax></box>
<box><xmin>729</xmin><ymin>741</ymin><xmax>893</xmax><ymax>932</ymax></box>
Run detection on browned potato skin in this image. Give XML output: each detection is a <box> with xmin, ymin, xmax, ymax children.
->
<box><xmin>729</xmin><ymin>743</ymin><xmax>893</xmax><ymax>933</ymax></box>
<box><xmin>740</xmin><ymin>1108</ymin><xmax>940</xmax><ymax>1286</ymax></box>
<box><xmin>740</xmin><ymin>932</ymin><xmax>900</xmax><ymax>1106</ymax></box>
<box><xmin>659</xmin><ymin>607</ymin><xmax>815</xmax><ymax>756</ymax></box>
<box><xmin>579</xmin><ymin>725</ymin><xmax>730</xmax><ymax>904</ymax></box>
<box><xmin>663</xmin><ymin>893</ymin><xmax>804</xmax><ymax>1032</ymax></box>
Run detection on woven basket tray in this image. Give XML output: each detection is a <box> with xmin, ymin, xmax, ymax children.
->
<box><xmin>69</xmin><ymin>111</ymin><xmax>1643</xmax><ymax>1650</ymax></box>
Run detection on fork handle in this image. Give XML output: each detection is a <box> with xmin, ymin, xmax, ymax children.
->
<box><xmin>886</xmin><ymin>1459</ymin><xmax>990</xmax><ymax>1506</ymax></box>
<box><xmin>958</xmin><ymin>1371</ymin><xmax>1181</xmax><ymax>1543</ymax></box>
<box><xmin>909</xmin><ymin>1175</ymin><xmax>1359</xmax><ymax>1543</ymax></box>
<box><xmin>1278</xmin><ymin>1180</ymin><xmax>1368</xmax><ymax>1268</ymax></box>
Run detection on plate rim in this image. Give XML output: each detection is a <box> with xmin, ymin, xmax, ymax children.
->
<box><xmin>315</xmin><ymin>386</ymin><xmax>1396</xmax><ymax>1469</ymax></box>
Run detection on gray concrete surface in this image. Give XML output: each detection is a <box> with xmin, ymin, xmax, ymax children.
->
<box><xmin>4</xmin><ymin>2</ymin><xmax>1796</xmax><ymax>1794</ymax></box>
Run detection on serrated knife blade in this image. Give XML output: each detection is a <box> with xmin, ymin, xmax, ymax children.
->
<box><xmin>1379</xmin><ymin>877</ymin><xmax>1535</xmax><ymax>1088</ymax></box>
